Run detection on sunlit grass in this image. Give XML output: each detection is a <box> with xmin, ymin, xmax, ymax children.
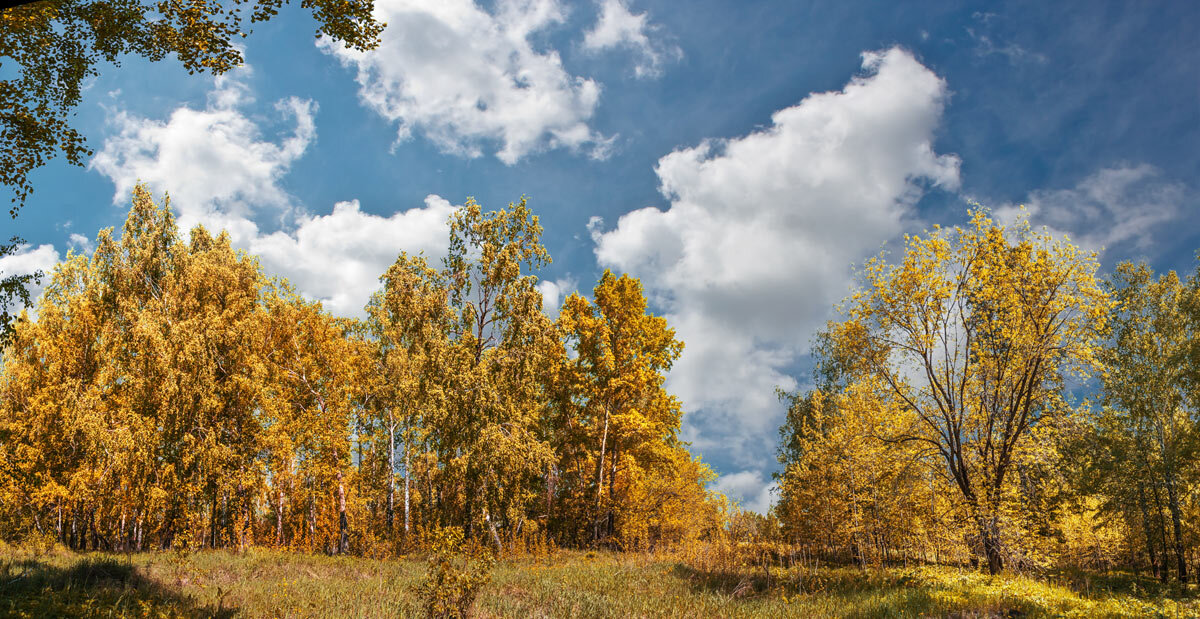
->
<box><xmin>1</xmin><ymin>543</ymin><xmax>1195</xmax><ymax>617</ymax></box>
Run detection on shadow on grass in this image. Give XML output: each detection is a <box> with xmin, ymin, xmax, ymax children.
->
<box><xmin>669</xmin><ymin>563</ymin><xmax>1030</xmax><ymax>618</ymax></box>
<box><xmin>1045</xmin><ymin>567</ymin><xmax>1199</xmax><ymax>602</ymax></box>
<box><xmin>0</xmin><ymin>555</ymin><xmax>235</xmax><ymax>618</ymax></box>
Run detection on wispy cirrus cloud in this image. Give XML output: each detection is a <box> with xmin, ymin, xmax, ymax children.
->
<box><xmin>583</xmin><ymin>0</ymin><xmax>681</xmax><ymax>78</ymax></box>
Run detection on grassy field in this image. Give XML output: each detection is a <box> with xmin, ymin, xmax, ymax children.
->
<box><xmin>1</xmin><ymin>543</ymin><xmax>1196</xmax><ymax>617</ymax></box>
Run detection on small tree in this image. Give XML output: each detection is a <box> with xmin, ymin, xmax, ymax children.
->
<box><xmin>417</xmin><ymin>526</ymin><xmax>495</xmax><ymax>619</ymax></box>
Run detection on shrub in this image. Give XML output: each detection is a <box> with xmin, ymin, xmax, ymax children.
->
<box><xmin>416</xmin><ymin>526</ymin><xmax>495</xmax><ymax>618</ymax></box>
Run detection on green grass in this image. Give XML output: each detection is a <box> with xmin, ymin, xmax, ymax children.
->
<box><xmin>1</xmin><ymin>544</ymin><xmax>1195</xmax><ymax>617</ymax></box>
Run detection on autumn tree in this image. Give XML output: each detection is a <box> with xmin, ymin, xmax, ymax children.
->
<box><xmin>825</xmin><ymin>209</ymin><xmax>1109</xmax><ymax>574</ymax></box>
<box><xmin>0</xmin><ymin>185</ymin><xmax>270</xmax><ymax>550</ymax></box>
<box><xmin>0</xmin><ymin>187</ymin><xmax>730</xmax><ymax>556</ymax></box>
<box><xmin>0</xmin><ymin>0</ymin><xmax>384</xmax><ymax>336</ymax></box>
<box><xmin>262</xmin><ymin>290</ymin><xmax>367</xmax><ymax>554</ymax></box>
<box><xmin>365</xmin><ymin>253</ymin><xmax>451</xmax><ymax>541</ymax></box>
<box><xmin>426</xmin><ymin>197</ymin><xmax>559</xmax><ymax>549</ymax></box>
<box><xmin>775</xmin><ymin>382</ymin><xmax>959</xmax><ymax>565</ymax></box>
<box><xmin>1085</xmin><ymin>262</ymin><xmax>1198</xmax><ymax>582</ymax></box>
<box><xmin>552</xmin><ymin>270</ymin><xmax>723</xmax><ymax>550</ymax></box>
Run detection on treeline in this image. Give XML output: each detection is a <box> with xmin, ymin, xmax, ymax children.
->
<box><xmin>773</xmin><ymin>210</ymin><xmax>1200</xmax><ymax>581</ymax></box>
<box><xmin>0</xmin><ymin>186</ymin><xmax>724</xmax><ymax>555</ymax></box>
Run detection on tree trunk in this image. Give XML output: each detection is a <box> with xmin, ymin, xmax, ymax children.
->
<box><xmin>1151</xmin><ymin>480</ymin><xmax>1171</xmax><ymax>583</ymax></box>
<box><xmin>484</xmin><ymin>508</ymin><xmax>503</xmax><ymax>552</ymax></box>
<box><xmin>404</xmin><ymin>430</ymin><xmax>411</xmax><ymax>534</ymax></box>
<box><xmin>594</xmin><ymin>406</ymin><xmax>611</xmax><ymax>543</ymax></box>
<box><xmin>1138</xmin><ymin>484</ymin><xmax>1161</xmax><ymax>579</ymax></box>
<box><xmin>276</xmin><ymin>489</ymin><xmax>285</xmax><ymax>546</ymax></box>
<box><xmin>607</xmin><ymin>445</ymin><xmax>618</xmax><ymax>538</ymax></box>
<box><xmin>975</xmin><ymin>513</ymin><xmax>1004</xmax><ymax>575</ymax></box>
<box><xmin>210</xmin><ymin>493</ymin><xmax>219</xmax><ymax>549</ymax></box>
<box><xmin>1164</xmin><ymin>472</ymin><xmax>1188</xmax><ymax>583</ymax></box>
<box><xmin>337</xmin><ymin>471</ymin><xmax>349</xmax><ymax>554</ymax></box>
<box><xmin>386</xmin><ymin>417</ymin><xmax>396</xmax><ymax>531</ymax></box>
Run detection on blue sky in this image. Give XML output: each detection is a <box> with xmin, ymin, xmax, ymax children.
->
<box><xmin>2</xmin><ymin>0</ymin><xmax>1198</xmax><ymax>512</ymax></box>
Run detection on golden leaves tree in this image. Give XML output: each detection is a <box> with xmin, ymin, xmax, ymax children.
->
<box><xmin>262</xmin><ymin>290</ymin><xmax>366</xmax><ymax>554</ymax></box>
<box><xmin>366</xmin><ymin>253</ymin><xmax>451</xmax><ymax>541</ymax></box>
<box><xmin>775</xmin><ymin>383</ymin><xmax>952</xmax><ymax>565</ymax></box>
<box><xmin>1087</xmin><ymin>262</ymin><xmax>1198</xmax><ymax>582</ymax></box>
<box><xmin>432</xmin><ymin>197</ymin><xmax>559</xmax><ymax>549</ymax></box>
<box><xmin>555</xmin><ymin>270</ymin><xmax>717</xmax><ymax>548</ymax></box>
<box><xmin>828</xmin><ymin>209</ymin><xmax>1109</xmax><ymax>574</ymax></box>
<box><xmin>0</xmin><ymin>185</ymin><xmax>269</xmax><ymax>550</ymax></box>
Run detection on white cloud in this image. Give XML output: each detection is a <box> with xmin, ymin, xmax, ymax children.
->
<box><xmin>251</xmin><ymin>197</ymin><xmax>456</xmax><ymax>317</ymax></box>
<box><xmin>67</xmin><ymin>234</ymin><xmax>94</xmax><ymax>255</ymax></box>
<box><xmin>320</xmin><ymin>0</ymin><xmax>610</xmax><ymax>164</ymax></box>
<box><xmin>592</xmin><ymin>47</ymin><xmax>959</xmax><ymax>467</ymax></box>
<box><xmin>583</xmin><ymin>0</ymin><xmax>680</xmax><ymax>78</ymax></box>
<box><xmin>536</xmin><ymin>276</ymin><xmax>577</xmax><ymax>318</ymax></box>
<box><xmin>994</xmin><ymin>164</ymin><xmax>1184</xmax><ymax>253</ymax></box>
<box><xmin>91</xmin><ymin>65</ymin><xmax>315</xmax><ymax>231</ymax></box>
<box><xmin>966</xmin><ymin>26</ymin><xmax>1046</xmax><ymax>65</ymax></box>
<box><xmin>91</xmin><ymin>66</ymin><xmax>456</xmax><ymax>318</ymax></box>
<box><xmin>0</xmin><ymin>243</ymin><xmax>61</xmax><ymax>315</ymax></box>
<box><xmin>713</xmin><ymin>470</ymin><xmax>777</xmax><ymax>514</ymax></box>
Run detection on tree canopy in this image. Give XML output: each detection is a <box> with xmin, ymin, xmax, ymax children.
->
<box><xmin>0</xmin><ymin>186</ymin><xmax>724</xmax><ymax>555</ymax></box>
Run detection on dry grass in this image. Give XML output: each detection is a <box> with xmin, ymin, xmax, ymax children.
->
<box><xmin>0</xmin><ymin>541</ymin><xmax>1195</xmax><ymax>617</ymax></box>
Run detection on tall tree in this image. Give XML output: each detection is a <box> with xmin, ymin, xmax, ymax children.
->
<box><xmin>1098</xmin><ymin>262</ymin><xmax>1196</xmax><ymax>582</ymax></box>
<box><xmin>367</xmin><ymin>253</ymin><xmax>450</xmax><ymax>540</ymax></box>
<box><xmin>828</xmin><ymin>209</ymin><xmax>1109</xmax><ymax>573</ymax></box>
<box><xmin>556</xmin><ymin>270</ymin><xmax>687</xmax><ymax>546</ymax></box>
<box><xmin>432</xmin><ymin>197</ymin><xmax>558</xmax><ymax>549</ymax></box>
<box><xmin>263</xmin><ymin>291</ymin><xmax>365</xmax><ymax>554</ymax></box>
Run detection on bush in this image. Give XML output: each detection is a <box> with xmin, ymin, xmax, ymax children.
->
<box><xmin>416</xmin><ymin>526</ymin><xmax>495</xmax><ymax>618</ymax></box>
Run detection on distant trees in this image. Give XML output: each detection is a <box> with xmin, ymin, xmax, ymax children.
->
<box><xmin>0</xmin><ymin>186</ymin><xmax>724</xmax><ymax>554</ymax></box>
<box><xmin>775</xmin><ymin>385</ymin><xmax>955</xmax><ymax>566</ymax></box>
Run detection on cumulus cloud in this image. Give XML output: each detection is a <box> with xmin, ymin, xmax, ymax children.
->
<box><xmin>91</xmin><ymin>65</ymin><xmax>315</xmax><ymax>231</ymax></box>
<box><xmin>994</xmin><ymin>164</ymin><xmax>1184</xmax><ymax>253</ymax></box>
<box><xmin>91</xmin><ymin>67</ymin><xmax>456</xmax><ymax>318</ymax></box>
<box><xmin>67</xmin><ymin>234</ymin><xmax>95</xmax><ymax>255</ymax></box>
<box><xmin>583</xmin><ymin>0</ymin><xmax>681</xmax><ymax>78</ymax></box>
<box><xmin>713</xmin><ymin>470</ymin><xmax>777</xmax><ymax>514</ymax></box>
<box><xmin>536</xmin><ymin>276</ymin><xmax>578</xmax><ymax>318</ymax></box>
<box><xmin>320</xmin><ymin>0</ymin><xmax>610</xmax><ymax>164</ymax></box>
<box><xmin>591</xmin><ymin>48</ymin><xmax>960</xmax><ymax>476</ymax></box>
<box><xmin>251</xmin><ymin>197</ymin><xmax>456</xmax><ymax>317</ymax></box>
<box><xmin>0</xmin><ymin>243</ymin><xmax>61</xmax><ymax>315</ymax></box>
